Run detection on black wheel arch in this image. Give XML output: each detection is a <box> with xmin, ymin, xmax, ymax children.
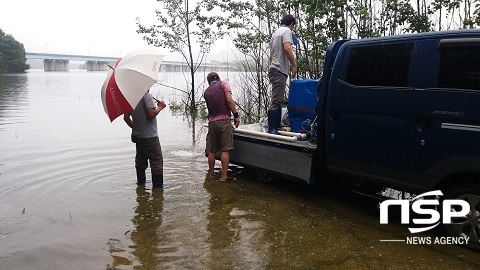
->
<box><xmin>437</xmin><ymin>172</ymin><xmax>480</xmax><ymax>194</ymax></box>
<box><xmin>437</xmin><ymin>174</ymin><xmax>480</xmax><ymax>251</ymax></box>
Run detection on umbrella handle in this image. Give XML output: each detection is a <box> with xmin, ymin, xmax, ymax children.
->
<box><xmin>153</xmin><ymin>97</ymin><xmax>166</xmax><ymax>107</ymax></box>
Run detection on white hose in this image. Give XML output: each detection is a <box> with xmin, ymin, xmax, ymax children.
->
<box><xmin>277</xmin><ymin>130</ymin><xmax>307</xmax><ymax>140</ymax></box>
<box><xmin>204</xmin><ymin>123</ymin><xmax>301</xmax><ymax>142</ymax></box>
<box><xmin>233</xmin><ymin>128</ymin><xmax>298</xmax><ymax>142</ymax></box>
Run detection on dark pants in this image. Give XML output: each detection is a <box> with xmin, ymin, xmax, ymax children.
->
<box><xmin>134</xmin><ymin>136</ymin><xmax>163</xmax><ymax>175</ymax></box>
<box><xmin>268</xmin><ymin>68</ymin><xmax>287</xmax><ymax>111</ymax></box>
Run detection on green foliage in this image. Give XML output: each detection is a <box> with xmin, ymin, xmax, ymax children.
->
<box><xmin>137</xmin><ymin>0</ymin><xmax>227</xmax><ymax>117</ymax></box>
<box><xmin>145</xmin><ymin>0</ymin><xmax>480</xmax><ymax>121</ymax></box>
<box><xmin>168</xmin><ymin>101</ymin><xmax>184</xmax><ymax>114</ymax></box>
<box><xmin>475</xmin><ymin>0</ymin><xmax>480</xmax><ymax>26</ymax></box>
<box><xmin>241</xmin><ymin>100</ymin><xmax>261</xmax><ymax>124</ymax></box>
<box><xmin>0</xmin><ymin>28</ymin><xmax>29</xmax><ymax>73</ymax></box>
<box><xmin>196</xmin><ymin>103</ymin><xmax>208</xmax><ymax>120</ymax></box>
<box><xmin>168</xmin><ymin>100</ymin><xmax>208</xmax><ymax>120</ymax></box>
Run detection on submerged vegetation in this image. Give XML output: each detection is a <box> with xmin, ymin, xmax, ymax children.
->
<box><xmin>169</xmin><ymin>100</ymin><xmax>208</xmax><ymax>121</ymax></box>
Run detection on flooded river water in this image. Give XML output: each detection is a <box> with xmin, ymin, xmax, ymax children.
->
<box><xmin>0</xmin><ymin>70</ymin><xmax>478</xmax><ymax>269</ymax></box>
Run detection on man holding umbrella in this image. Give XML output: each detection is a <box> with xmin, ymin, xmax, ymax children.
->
<box><xmin>124</xmin><ymin>92</ymin><xmax>166</xmax><ymax>188</ymax></box>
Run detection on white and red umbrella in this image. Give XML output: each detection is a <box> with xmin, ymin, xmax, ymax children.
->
<box><xmin>101</xmin><ymin>49</ymin><xmax>165</xmax><ymax>122</ymax></box>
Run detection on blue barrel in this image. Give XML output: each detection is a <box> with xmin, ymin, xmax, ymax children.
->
<box><xmin>287</xmin><ymin>79</ymin><xmax>319</xmax><ymax>132</ymax></box>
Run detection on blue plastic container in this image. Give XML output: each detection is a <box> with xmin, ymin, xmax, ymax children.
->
<box><xmin>287</xmin><ymin>79</ymin><xmax>319</xmax><ymax>132</ymax></box>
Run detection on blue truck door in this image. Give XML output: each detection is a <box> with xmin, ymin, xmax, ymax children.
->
<box><xmin>325</xmin><ymin>40</ymin><xmax>417</xmax><ymax>182</ymax></box>
<box><xmin>415</xmin><ymin>37</ymin><xmax>480</xmax><ymax>181</ymax></box>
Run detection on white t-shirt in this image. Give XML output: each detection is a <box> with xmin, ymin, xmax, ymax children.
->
<box><xmin>132</xmin><ymin>93</ymin><xmax>158</xmax><ymax>138</ymax></box>
<box><xmin>269</xmin><ymin>26</ymin><xmax>294</xmax><ymax>76</ymax></box>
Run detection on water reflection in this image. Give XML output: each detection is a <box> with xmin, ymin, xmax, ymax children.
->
<box><xmin>2</xmin><ymin>71</ymin><xmax>480</xmax><ymax>269</ymax></box>
<box><xmin>0</xmin><ymin>73</ymin><xmax>28</xmax><ymax>99</ymax></box>
<box><xmin>0</xmin><ymin>74</ymin><xmax>28</xmax><ymax>123</ymax></box>
<box><xmin>131</xmin><ymin>187</ymin><xmax>164</xmax><ymax>269</ymax></box>
<box><xmin>108</xmin><ymin>187</ymin><xmax>165</xmax><ymax>269</ymax></box>
<box><xmin>203</xmin><ymin>173</ymin><xmax>270</xmax><ymax>269</ymax></box>
<box><xmin>204</xmin><ymin>177</ymin><xmax>237</xmax><ymax>268</ymax></box>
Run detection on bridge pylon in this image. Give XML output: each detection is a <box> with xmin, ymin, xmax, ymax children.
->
<box><xmin>43</xmin><ymin>59</ymin><xmax>69</xmax><ymax>72</ymax></box>
<box><xmin>86</xmin><ymin>61</ymin><xmax>109</xmax><ymax>71</ymax></box>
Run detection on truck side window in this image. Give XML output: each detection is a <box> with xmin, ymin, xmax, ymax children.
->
<box><xmin>345</xmin><ymin>43</ymin><xmax>413</xmax><ymax>87</ymax></box>
<box><xmin>438</xmin><ymin>41</ymin><xmax>480</xmax><ymax>90</ymax></box>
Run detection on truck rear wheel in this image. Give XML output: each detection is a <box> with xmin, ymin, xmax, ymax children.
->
<box><xmin>442</xmin><ymin>184</ymin><xmax>480</xmax><ymax>251</ymax></box>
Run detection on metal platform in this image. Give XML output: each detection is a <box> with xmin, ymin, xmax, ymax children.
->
<box><xmin>229</xmin><ymin>124</ymin><xmax>317</xmax><ymax>184</ymax></box>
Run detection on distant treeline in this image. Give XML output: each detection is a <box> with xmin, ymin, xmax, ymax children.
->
<box><xmin>0</xmin><ymin>28</ymin><xmax>29</xmax><ymax>73</ymax></box>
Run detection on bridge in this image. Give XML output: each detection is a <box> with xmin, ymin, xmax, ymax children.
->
<box><xmin>26</xmin><ymin>52</ymin><xmax>230</xmax><ymax>72</ymax></box>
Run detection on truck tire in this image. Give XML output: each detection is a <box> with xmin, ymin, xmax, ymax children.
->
<box><xmin>442</xmin><ymin>183</ymin><xmax>480</xmax><ymax>251</ymax></box>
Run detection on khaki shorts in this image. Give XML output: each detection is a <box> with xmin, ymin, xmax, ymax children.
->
<box><xmin>208</xmin><ymin>120</ymin><xmax>234</xmax><ymax>153</ymax></box>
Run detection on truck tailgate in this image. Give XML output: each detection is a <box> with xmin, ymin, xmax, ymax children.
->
<box><xmin>228</xmin><ymin>124</ymin><xmax>317</xmax><ymax>184</ymax></box>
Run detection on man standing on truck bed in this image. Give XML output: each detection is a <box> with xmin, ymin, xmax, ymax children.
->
<box><xmin>204</xmin><ymin>72</ymin><xmax>240</xmax><ymax>181</ymax></box>
<box><xmin>267</xmin><ymin>14</ymin><xmax>298</xmax><ymax>135</ymax></box>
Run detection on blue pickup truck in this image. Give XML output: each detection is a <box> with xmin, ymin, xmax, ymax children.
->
<box><xmin>224</xmin><ymin>29</ymin><xmax>480</xmax><ymax>249</ymax></box>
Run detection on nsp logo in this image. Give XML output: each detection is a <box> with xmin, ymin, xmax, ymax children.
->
<box><xmin>380</xmin><ymin>190</ymin><xmax>469</xmax><ymax>233</ymax></box>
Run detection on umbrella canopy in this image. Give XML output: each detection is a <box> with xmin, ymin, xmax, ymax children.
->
<box><xmin>101</xmin><ymin>49</ymin><xmax>165</xmax><ymax>122</ymax></box>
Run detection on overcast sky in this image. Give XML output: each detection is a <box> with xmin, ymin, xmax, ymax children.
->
<box><xmin>0</xmin><ymin>0</ymin><xmax>231</xmax><ymax>61</ymax></box>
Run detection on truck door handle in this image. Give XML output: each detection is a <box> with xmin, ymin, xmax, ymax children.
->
<box><xmin>328</xmin><ymin>107</ymin><xmax>340</xmax><ymax>121</ymax></box>
<box><xmin>420</xmin><ymin>115</ymin><xmax>432</xmax><ymax>131</ymax></box>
